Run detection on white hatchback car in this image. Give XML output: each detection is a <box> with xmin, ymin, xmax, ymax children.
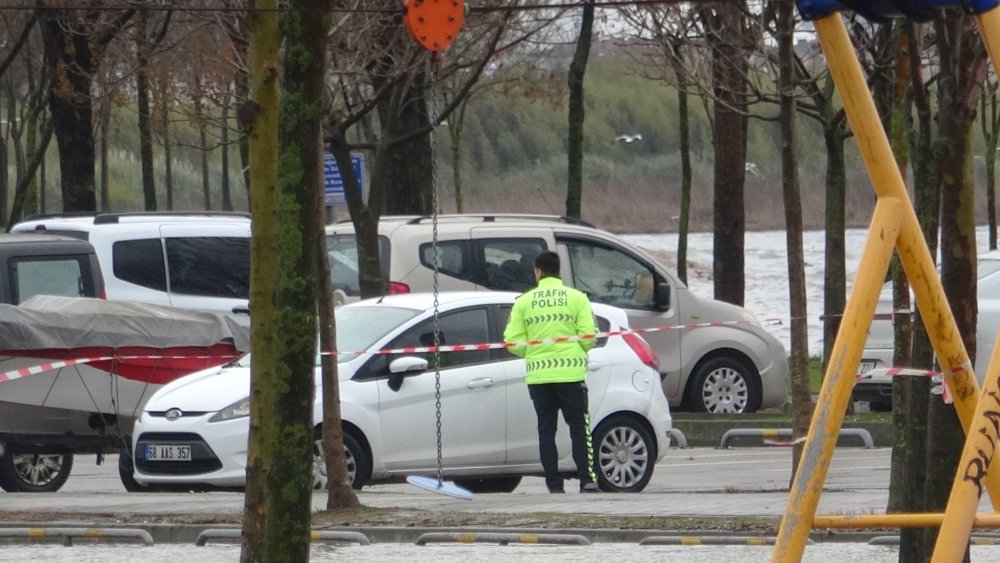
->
<box><xmin>127</xmin><ymin>292</ymin><xmax>672</xmax><ymax>493</ymax></box>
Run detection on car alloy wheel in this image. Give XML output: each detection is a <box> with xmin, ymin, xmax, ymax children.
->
<box><xmin>0</xmin><ymin>448</ymin><xmax>74</xmax><ymax>493</ymax></box>
<box><xmin>313</xmin><ymin>431</ymin><xmax>368</xmax><ymax>490</ymax></box>
<box><xmin>592</xmin><ymin>415</ymin><xmax>656</xmax><ymax>493</ymax></box>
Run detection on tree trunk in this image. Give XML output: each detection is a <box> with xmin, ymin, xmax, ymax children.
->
<box><xmin>221</xmin><ymin>93</ymin><xmax>233</xmax><ymax>211</ymax></box>
<box><xmin>565</xmin><ymin>2</ymin><xmax>594</xmax><ymax>221</ymax></box>
<box><xmin>330</xmin><ymin>132</ymin><xmax>383</xmax><ymax>298</ymax></box>
<box><xmin>263</xmin><ymin>1</ymin><xmax>332</xmax><ymax>558</ymax></box>
<box><xmin>670</xmin><ymin>37</ymin><xmax>692</xmax><ymax>286</ymax></box>
<box><xmin>821</xmin><ymin>125</ymin><xmax>847</xmax><ymax>372</ymax></box>
<box><xmin>7</xmin><ymin>122</ymin><xmax>53</xmax><ymax>227</ymax></box>
<box><xmin>898</xmin><ymin>24</ymin><xmax>938</xmax><ymax>561</ymax></box>
<box><xmin>981</xmin><ymin>84</ymin><xmax>999</xmax><ymax>251</ymax></box>
<box><xmin>383</xmin><ymin>73</ymin><xmax>432</xmax><ymax>215</ymax></box>
<box><xmin>776</xmin><ymin>0</ymin><xmax>810</xmax><ymax>480</ymax></box>
<box><xmin>160</xmin><ymin>76</ymin><xmax>174</xmax><ymax>211</ymax></box>
<box><xmin>23</xmin><ymin>114</ymin><xmax>41</xmax><ymax>219</ymax></box>
<box><xmin>136</xmin><ymin>10</ymin><xmax>157</xmax><ymax>211</ymax></box>
<box><xmin>886</xmin><ymin>22</ymin><xmax>915</xmax><ymax>524</ymax></box>
<box><xmin>914</xmin><ymin>14</ymin><xmax>983</xmax><ymax>561</ymax></box>
<box><xmin>40</xmin><ymin>10</ymin><xmax>98</xmax><ymax>212</ymax></box>
<box><xmin>316</xmin><ymin>179</ymin><xmax>360</xmax><ymax>509</ymax></box>
<box><xmin>99</xmin><ymin>93</ymin><xmax>111</xmax><ymax>212</ymax></box>
<box><xmin>448</xmin><ymin>99</ymin><xmax>469</xmax><ymax>213</ymax></box>
<box><xmin>704</xmin><ymin>3</ymin><xmax>747</xmax><ymax>306</ymax></box>
<box><xmin>200</xmin><ymin>124</ymin><xmax>211</xmax><ymax>210</ymax></box>
<box><xmin>239</xmin><ymin>0</ymin><xmax>280</xmax><ymax>559</ymax></box>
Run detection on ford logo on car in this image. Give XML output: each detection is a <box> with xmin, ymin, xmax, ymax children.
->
<box><xmin>165</xmin><ymin>408</ymin><xmax>183</xmax><ymax>421</ymax></box>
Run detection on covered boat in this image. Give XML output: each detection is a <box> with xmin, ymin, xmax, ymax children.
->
<box><xmin>0</xmin><ymin>295</ymin><xmax>250</xmax><ymax>492</ymax></box>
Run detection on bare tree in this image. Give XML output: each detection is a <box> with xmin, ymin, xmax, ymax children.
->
<box><xmin>38</xmin><ymin>4</ymin><xmax>135</xmax><ymax>212</ymax></box>
<box><xmin>239</xmin><ymin>0</ymin><xmax>280</xmax><ymax>559</ymax></box>
<box><xmin>565</xmin><ymin>1</ymin><xmax>594</xmax><ymax>220</ymax></box>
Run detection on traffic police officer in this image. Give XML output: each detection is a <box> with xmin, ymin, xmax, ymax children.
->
<box><xmin>503</xmin><ymin>251</ymin><xmax>600</xmax><ymax>493</ymax></box>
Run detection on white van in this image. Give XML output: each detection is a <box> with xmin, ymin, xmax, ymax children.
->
<box><xmin>12</xmin><ymin>213</ymin><xmax>251</xmax><ymax>324</ymax></box>
<box><xmin>326</xmin><ymin>214</ymin><xmax>788</xmax><ymax>414</ymax></box>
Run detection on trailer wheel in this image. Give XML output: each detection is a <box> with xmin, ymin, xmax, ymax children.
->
<box><xmin>0</xmin><ymin>447</ymin><xmax>74</xmax><ymax>492</ymax></box>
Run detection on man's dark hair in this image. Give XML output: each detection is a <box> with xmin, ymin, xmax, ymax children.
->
<box><xmin>534</xmin><ymin>251</ymin><xmax>560</xmax><ymax>277</ymax></box>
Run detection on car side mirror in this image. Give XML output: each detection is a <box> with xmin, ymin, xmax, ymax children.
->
<box><xmin>386</xmin><ymin>356</ymin><xmax>429</xmax><ymax>392</ymax></box>
<box><xmin>654</xmin><ymin>282</ymin><xmax>671</xmax><ymax>311</ymax></box>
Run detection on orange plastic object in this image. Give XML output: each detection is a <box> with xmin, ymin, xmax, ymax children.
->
<box><xmin>404</xmin><ymin>0</ymin><xmax>465</xmax><ymax>52</ymax></box>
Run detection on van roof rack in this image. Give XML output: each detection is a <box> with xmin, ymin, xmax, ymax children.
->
<box><xmin>398</xmin><ymin>214</ymin><xmax>595</xmax><ymax>228</ymax></box>
<box><xmin>93</xmin><ymin>211</ymin><xmax>251</xmax><ymax>224</ymax></box>
<box><xmin>24</xmin><ymin>211</ymin><xmax>252</xmax><ymax>224</ymax></box>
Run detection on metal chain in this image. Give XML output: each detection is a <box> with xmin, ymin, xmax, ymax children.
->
<box><xmin>429</xmin><ymin>53</ymin><xmax>444</xmax><ymax>485</ymax></box>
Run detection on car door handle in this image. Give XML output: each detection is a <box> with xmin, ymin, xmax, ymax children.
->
<box><xmin>232</xmin><ymin>305</ymin><xmax>250</xmax><ymax>315</ymax></box>
<box><xmin>466</xmin><ymin>378</ymin><xmax>496</xmax><ymax>389</ymax></box>
<box><xmin>588</xmin><ymin>361</ymin><xmax>604</xmax><ymax>371</ymax></box>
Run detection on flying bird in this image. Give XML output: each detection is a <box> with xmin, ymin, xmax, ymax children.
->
<box><xmin>614</xmin><ymin>134</ymin><xmax>643</xmax><ymax>143</ymax></box>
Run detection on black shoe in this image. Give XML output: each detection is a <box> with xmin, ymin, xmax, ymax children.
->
<box><xmin>580</xmin><ymin>482</ymin><xmax>600</xmax><ymax>493</ymax></box>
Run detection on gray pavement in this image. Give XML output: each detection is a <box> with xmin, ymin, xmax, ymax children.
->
<box><xmin>2</xmin><ymin>446</ymin><xmax>992</xmax><ymax>544</ymax></box>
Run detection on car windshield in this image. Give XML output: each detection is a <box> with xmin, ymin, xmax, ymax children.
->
<box><xmin>232</xmin><ymin>305</ymin><xmax>422</xmax><ymax>366</ymax></box>
<box><xmin>335</xmin><ymin>305</ymin><xmax>422</xmax><ymax>361</ymax></box>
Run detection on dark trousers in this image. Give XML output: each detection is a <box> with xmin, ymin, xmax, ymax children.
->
<box><xmin>528</xmin><ymin>381</ymin><xmax>597</xmax><ymax>491</ymax></box>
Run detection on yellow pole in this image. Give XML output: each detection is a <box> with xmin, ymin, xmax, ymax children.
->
<box><xmin>976</xmin><ymin>9</ymin><xmax>1000</xmax><ymax>77</ymax></box>
<box><xmin>774</xmin><ymin>11</ymin><xmax>1000</xmax><ymax>561</ymax></box>
<box><xmin>771</xmin><ymin>197</ymin><xmax>903</xmax><ymax>562</ymax></box>
<box><xmin>932</xmin><ymin>333</ymin><xmax>1000</xmax><ymax>561</ymax></box>
<box><xmin>809</xmin><ymin>15</ymin><xmax>983</xmax><ymax>420</ymax></box>
<box><xmin>814</xmin><ymin>513</ymin><xmax>1000</xmax><ymax>529</ymax></box>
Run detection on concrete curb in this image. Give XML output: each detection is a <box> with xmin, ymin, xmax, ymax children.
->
<box><xmin>0</xmin><ymin>521</ymin><xmax>890</xmax><ymax>545</ymax></box>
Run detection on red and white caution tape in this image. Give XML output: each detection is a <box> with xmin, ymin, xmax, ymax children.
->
<box><xmin>0</xmin><ymin>356</ymin><xmax>112</xmax><ymax>383</ymax></box>
<box><xmin>322</xmin><ymin>317</ymin><xmax>784</xmax><ymax>357</ymax></box>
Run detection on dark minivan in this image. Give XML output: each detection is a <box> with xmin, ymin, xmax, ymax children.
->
<box><xmin>0</xmin><ymin>233</ymin><xmax>105</xmax><ymax>304</ymax></box>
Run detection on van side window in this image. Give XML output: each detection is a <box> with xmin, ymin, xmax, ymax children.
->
<box><xmin>10</xmin><ymin>257</ymin><xmax>94</xmax><ymax>303</ymax></box>
<box><xmin>113</xmin><ymin>239</ymin><xmax>167</xmax><ymax>291</ymax></box>
<box><xmin>165</xmin><ymin>237</ymin><xmax>250</xmax><ymax>298</ymax></box>
<box><xmin>561</xmin><ymin>239</ymin><xmax>658</xmax><ymax>310</ymax></box>
<box><xmin>480</xmin><ymin>239</ymin><xmax>545</xmax><ymax>292</ymax></box>
<box><xmin>419</xmin><ymin>241</ymin><xmax>472</xmax><ymax>281</ymax></box>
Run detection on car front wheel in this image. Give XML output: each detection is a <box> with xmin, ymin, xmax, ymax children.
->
<box><xmin>689</xmin><ymin>356</ymin><xmax>760</xmax><ymax>414</ymax></box>
<box><xmin>592</xmin><ymin>415</ymin><xmax>656</xmax><ymax>493</ymax></box>
<box><xmin>313</xmin><ymin>431</ymin><xmax>370</xmax><ymax>491</ymax></box>
<box><xmin>0</xmin><ymin>448</ymin><xmax>73</xmax><ymax>493</ymax></box>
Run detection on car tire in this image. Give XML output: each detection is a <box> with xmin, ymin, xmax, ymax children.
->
<box><xmin>0</xmin><ymin>448</ymin><xmax>73</xmax><ymax>493</ymax></box>
<box><xmin>688</xmin><ymin>356</ymin><xmax>761</xmax><ymax>414</ymax></box>
<box><xmin>315</xmin><ymin>430</ymin><xmax>370</xmax><ymax>491</ymax></box>
<box><xmin>452</xmin><ymin>476</ymin><xmax>522</xmax><ymax>493</ymax></box>
<box><xmin>118</xmin><ymin>447</ymin><xmax>150</xmax><ymax>492</ymax></box>
<box><xmin>592</xmin><ymin>415</ymin><xmax>656</xmax><ymax>493</ymax></box>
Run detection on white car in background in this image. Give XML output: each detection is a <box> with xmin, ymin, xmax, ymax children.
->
<box><xmin>127</xmin><ymin>292</ymin><xmax>672</xmax><ymax>493</ymax></box>
<box><xmin>853</xmin><ymin>250</ymin><xmax>1000</xmax><ymax>411</ymax></box>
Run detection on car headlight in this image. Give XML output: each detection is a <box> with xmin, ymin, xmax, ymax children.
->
<box><xmin>209</xmin><ymin>397</ymin><xmax>251</xmax><ymax>422</ymax></box>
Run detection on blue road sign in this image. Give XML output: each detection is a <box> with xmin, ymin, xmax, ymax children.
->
<box><xmin>324</xmin><ymin>153</ymin><xmax>365</xmax><ymax>206</ymax></box>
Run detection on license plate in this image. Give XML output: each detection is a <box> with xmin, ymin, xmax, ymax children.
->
<box><xmin>145</xmin><ymin>444</ymin><xmax>191</xmax><ymax>461</ymax></box>
<box><xmin>858</xmin><ymin>361</ymin><xmax>877</xmax><ymax>376</ymax></box>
